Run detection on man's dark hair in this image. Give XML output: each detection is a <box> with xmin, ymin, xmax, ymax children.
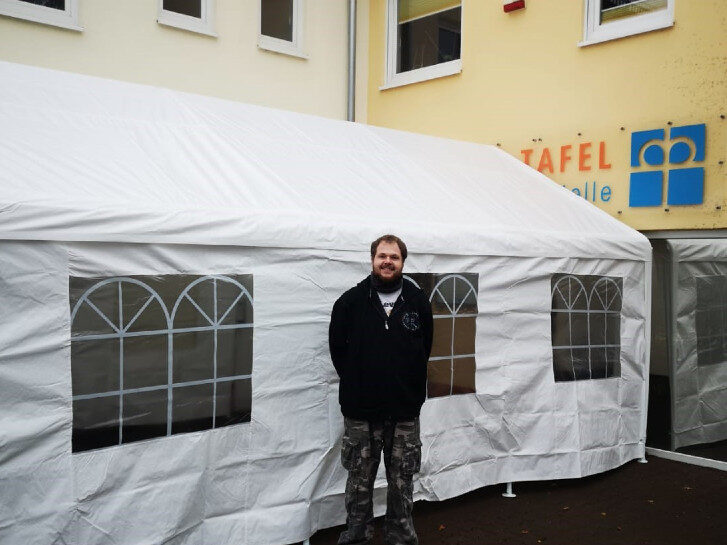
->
<box><xmin>370</xmin><ymin>234</ymin><xmax>408</xmax><ymax>261</ymax></box>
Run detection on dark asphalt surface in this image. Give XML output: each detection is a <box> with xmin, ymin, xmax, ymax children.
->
<box><xmin>308</xmin><ymin>456</ymin><xmax>727</xmax><ymax>545</ymax></box>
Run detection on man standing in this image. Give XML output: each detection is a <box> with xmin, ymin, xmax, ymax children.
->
<box><xmin>329</xmin><ymin>234</ymin><xmax>433</xmax><ymax>545</ymax></box>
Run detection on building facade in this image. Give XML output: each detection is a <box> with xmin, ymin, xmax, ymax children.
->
<box><xmin>365</xmin><ymin>0</ymin><xmax>727</xmax><ymax>466</ymax></box>
<box><xmin>366</xmin><ymin>0</ymin><xmax>725</xmax><ymax>231</ymax></box>
<box><xmin>0</xmin><ymin>0</ymin><xmax>369</xmax><ymax>120</ymax></box>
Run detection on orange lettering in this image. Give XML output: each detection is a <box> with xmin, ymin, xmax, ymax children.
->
<box><xmin>599</xmin><ymin>141</ymin><xmax>612</xmax><ymax>169</ymax></box>
<box><xmin>579</xmin><ymin>142</ymin><xmax>592</xmax><ymax>171</ymax></box>
<box><xmin>560</xmin><ymin>145</ymin><xmax>572</xmax><ymax>173</ymax></box>
<box><xmin>537</xmin><ymin>148</ymin><xmax>554</xmax><ymax>173</ymax></box>
<box><xmin>521</xmin><ymin>149</ymin><xmax>534</xmax><ymax>165</ymax></box>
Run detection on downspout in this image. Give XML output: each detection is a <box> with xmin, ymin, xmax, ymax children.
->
<box><xmin>347</xmin><ymin>0</ymin><xmax>357</xmax><ymax>121</ymax></box>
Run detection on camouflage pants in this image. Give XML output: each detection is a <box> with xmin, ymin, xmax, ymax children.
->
<box><xmin>338</xmin><ymin>418</ymin><xmax>421</xmax><ymax>545</ymax></box>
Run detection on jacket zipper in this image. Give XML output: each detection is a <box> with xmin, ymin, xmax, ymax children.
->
<box><xmin>370</xmin><ymin>288</ymin><xmax>404</xmax><ymax>330</ymax></box>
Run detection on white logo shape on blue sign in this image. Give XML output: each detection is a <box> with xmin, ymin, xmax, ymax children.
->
<box><xmin>629</xmin><ymin>124</ymin><xmax>706</xmax><ymax>207</ymax></box>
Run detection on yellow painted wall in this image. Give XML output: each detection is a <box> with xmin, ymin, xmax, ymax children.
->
<box><xmin>367</xmin><ymin>0</ymin><xmax>727</xmax><ymax>230</ymax></box>
<box><xmin>0</xmin><ymin>0</ymin><xmax>355</xmax><ymax>119</ymax></box>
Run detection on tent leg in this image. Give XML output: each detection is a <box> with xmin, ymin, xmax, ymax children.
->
<box><xmin>502</xmin><ymin>482</ymin><xmax>516</xmax><ymax>498</ymax></box>
<box><xmin>303</xmin><ymin>540</ymin><xmax>311</xmax><ymax>545</ymax></box>
<box><xmin>639</xmin><ymin>456</ymin><xmax>648</xmax><ymax>464</ymax></box>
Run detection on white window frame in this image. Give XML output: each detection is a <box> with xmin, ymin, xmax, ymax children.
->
<box><xmin>0</xmin><ymin>0</ymin><xmax>82</xmax><ymax>31</ymax></box>
<box><xmin>551</xmin><ymin>274</ymin><xmax>622</xmax><ymax>381</ymax></box>
<box><xmin>381</xmin><ymin>0</ymin><xmax>463</xmax><ymax>90</ymax></box>
<box><xmin>70</xmin><ymin>275</ymin><xmax>254</xmax><ymax>451</ymax></box>
<box><xmin>157</xmin><ymin>0</ymin><xmax>217</xmax><ymax>37</ymax></box>
<box><xmin>258</xmin><ymin>0</ymin><xmax>307</xmax><ymax>59</ymax></box>
<box><xmin>579</xmin><ymin>0</ymin><xmax>674</xmax><ymax>47</ymax></box>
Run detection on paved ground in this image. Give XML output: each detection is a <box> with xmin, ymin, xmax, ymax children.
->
<box><xmin>309</xmin><ymin>456</ymin><xmax>726</xmax><ymax>545</ymax></box>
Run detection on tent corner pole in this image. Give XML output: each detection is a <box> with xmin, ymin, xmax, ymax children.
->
<box><xmin>502</xmin><ymin>482</ymin><xmax>516</xmax><ymax>498</ymax></box>
<box><xmin>639</xmin><ymin>258</ymin><xmax>654</xmax><ymax>463</ymax></box>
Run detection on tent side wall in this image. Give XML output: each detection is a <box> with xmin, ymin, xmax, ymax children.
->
<box><xmin>668</xmin><ymin>239</ymin><xmax>727</xmax><ymax>450</ymax></box>
<box><xmin>0</xmin><ymin>240</ymin><xmax>648</xmax><ymax>545</ymax></box>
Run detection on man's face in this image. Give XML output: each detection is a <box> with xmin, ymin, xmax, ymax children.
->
<box><xmin>372</xmin><ymin>241</ymin><xmax>404</xmax><ymax>283</ymax></box>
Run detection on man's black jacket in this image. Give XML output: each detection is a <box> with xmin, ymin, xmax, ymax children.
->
<box><xmin>329</xmin><ymin>276</ymin><xmax>434</xmax><ymax>422</ymax></box>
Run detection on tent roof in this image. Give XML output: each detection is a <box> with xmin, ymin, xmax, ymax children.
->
<box><xmin>0</xmin><ymin>61</ymin><xmax>650</xmax><ymax>260</ymax></box>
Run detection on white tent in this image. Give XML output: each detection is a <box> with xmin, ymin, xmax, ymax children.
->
<box><xmin>666</xmin><ymin>239</ymin><xmax>727</xmax><ymax>449</ymax></box>
<box><xmin>0</xmin><ymin>61</ymin><xmax>652</xmax><ymax>545</ymax></box>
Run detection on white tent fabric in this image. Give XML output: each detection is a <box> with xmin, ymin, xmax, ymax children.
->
<box><xmin>0</xmin><ymin>61</ymin><xmax>652</xmax><ymax>545</ymax></box>
<box><xmin>668</xmin><ymin>239</ymin><xmax>727</xmax><ymax>449</ymax></box>
<box><xmin>0</xmin><ymin>62</ymin><xmax>647</xmax><ymax>260</ymax></box>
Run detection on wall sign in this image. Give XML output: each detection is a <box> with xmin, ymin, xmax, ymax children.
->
<box><xmin>521</xmin><ymin>141</ymin><xmax>613</xmax><ymax>203</ymax></box>
<box><xmin>629</xmin><ymin>123</ymin><xmax>706</xmax><ymax>207</ymax></box>
<box><xmin>518</xmin><ymin>122</ymin><xmax>708</xmax><ymax>210</ymax></box>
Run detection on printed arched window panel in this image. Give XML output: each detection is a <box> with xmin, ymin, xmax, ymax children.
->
<box><xmin>551</xmin><ymin>274</ymin><xmax>622</xmax><ymax>382</ymax></box>
<box><xmin>405</xmin><ymin>273</ymin><xmax>478</xmax><ymax>398</ymax></box>
<box><xmin>69</xmin><ymin>275</ymin><xmax>253</xmax><ymax>453</ymax></box>
<box><xmin>695</xmin><ymin>275</ymin><xmax>727</xmax><ymax>366</ymax></box>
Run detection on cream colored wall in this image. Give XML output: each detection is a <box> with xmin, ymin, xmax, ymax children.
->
<box><xmin>0</xmin><ymin>0</ymin><xmax>351</xmax><ymax>119</ymax></box>
<box><xmin>367</xmin><ymin>0</ymin><xmax>727</xmax><ymax>230</ymax></box>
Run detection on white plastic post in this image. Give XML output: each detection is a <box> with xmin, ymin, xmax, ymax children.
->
<box><xmin>638</xmin><ymin>259</ymin><xmax>653</xmax><ymax>466</ymax></box>
<box><xmin>502</xmin><ymin>482</ymin><xmax>516</xmax><ymax>498</ymax></box>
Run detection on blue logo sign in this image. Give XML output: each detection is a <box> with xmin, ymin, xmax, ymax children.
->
<box><xmin>629</xmin><ymin>123</ymin><xmax>706</xmax><ymax>207</ymax></box>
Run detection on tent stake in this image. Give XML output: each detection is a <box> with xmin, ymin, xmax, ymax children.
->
<box><xmin>502</xmin><ymin>482</ymin><xmax>516</xmax><ymax>498</ymax></box>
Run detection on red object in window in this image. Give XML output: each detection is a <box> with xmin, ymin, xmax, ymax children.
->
<box><xmin>503</xmin><ymin>0</ymin><xmax>525</xmax><ymax>12</ymax></box>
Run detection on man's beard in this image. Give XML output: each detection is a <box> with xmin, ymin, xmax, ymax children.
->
<box><xmin>372</xmin><ymin>266</ymin><xmax>403</xmax><ymax>286</ymax></box>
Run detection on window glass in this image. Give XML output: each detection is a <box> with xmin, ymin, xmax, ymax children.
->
<box><xmin>600</xmin><ymin>0</ymin><xmax>667</xmax><ymax>24</ymax></box>
<box><xmin>261</xmin><ymin>0</ymin><xmax>293</xmax><ymax>42</ymax></box>
<box><xmin>215</xmin><ymin>379</ymin><xmax>252</xmax><ymax>428</ymax></box>
<box><xmin>217</xmin><ymin>328</ymin><xmax>254</xmax><ymax>377</ymax></box>
<box><xmin>123</xmin><ymin>390</ymin><xmax>168</xmax><ymax>444</ymax></box>
<box><xmin>218</xmin><ymin>280</ymin><xmax>254</xmax><ymax>325</ymax></box>
<box><xmin>73</xmin><ymin>396</ymin><xmax>119</xmax><ymax>453</ymax></box>
<box><xmin>452</xmin><ymin>356</ymin><xmax>476</xmax><ymax>395</ymax></box>
<box><xmin>70</xmin><ymin>274</ymin><xmax>253</xmax><ymax>452</ymax></box>
<box><xmin>426</xmin><ymin>359</ymin><xmax>452</xmax><ymax>398</ymax></box>
<box><xmin>163</xmin><ymin>0</ymin><xmax>201</xmax><ymax>18</ymax></box>
<box><xmin>397</xmin><ymin>1</ymin><xmax>461</xmax><ymax>74</ymax></box>
<box><xmin>695</xmin><ymin>275</ymin><xmax>727</xmax><ymax>366</ymax></box>
<box><xmin>551</xmin><ymin>274</ymin><xmax>623</xmax><ymax>382</ymax></box>
<box><xmin>406</xmin><ymin>273</ymin><xmax>478</xmax><ymax>398</ymax></box>
<box><xmin>430</xmin><ymin>316</ymin><xmax>452</xmax><ymax>358</ymax></box>
<box><xmin>20</xmin><ymin>0</ymin><xmax>64</xmax><ymax>9</ymax></box>
<box><xmin>173</xmin><ymin>331</ymin><xmax>215</xmax><ymax>382</ymax></box>
<box><xmin>124</xmin><ymin>335</ymin><xmax>168</xmax><ymax>389</ymax></box>
<box><xmin>172</xmin><ymin>384</ymin><xmax>214</xmax><ymax>435</ymax></box>
<box><xmin>71</xmin><ymin>338</ymin><xmax>119</xmax><ymax>396</ymax></box>
<box><xmin>452</xmin><ymin>316</ymin><xmax>475</xmax><ymax>354</ymax></box>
